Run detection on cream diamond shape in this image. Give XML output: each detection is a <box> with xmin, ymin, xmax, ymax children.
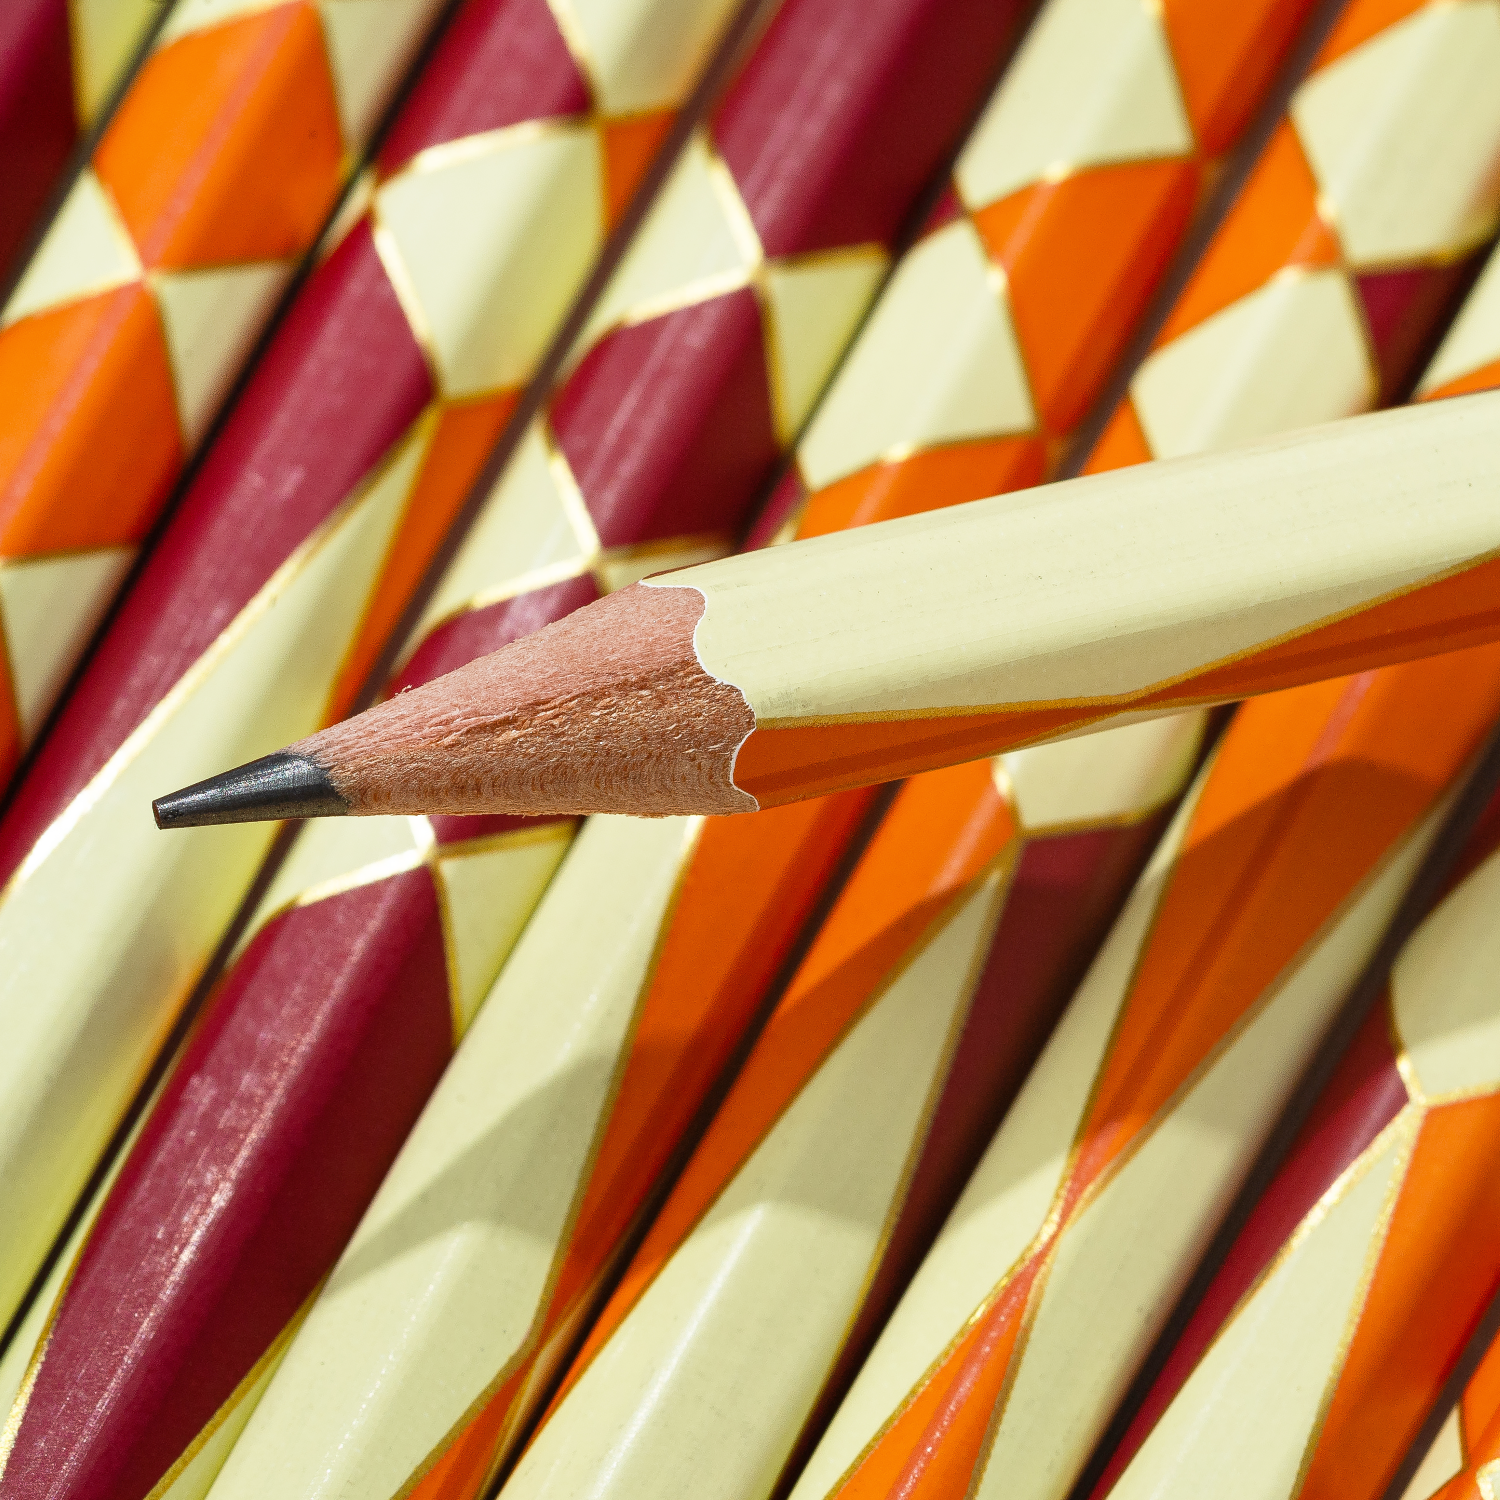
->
<box><xmin>318</xmin><ymin>0</ymin><xmax>450</xmax><ymax>145</ymax></box>
<box><xmin>0</xmin><ymin>547</ymin><xmax>135</xmax><ymax>744</ymax></box>
<box><xmin>152</xmin><ymin>260</ymin><xmax>290</xmax><ymax>447</ymax></box>
<box><xmin>1418</xmin><ymin>244</ymin><xmax>1500</xmax><ymax>397</ymax></box>
<box><xmin>955</xmin><ymin>0</ymin><xmax>1193</xmax><ymax>210</ymax></box>
<box><xmin>798</xmin><ymin>219</ymin><xmax>1033</xmax><ymax>492</ymax></box>
<box><xmin>557</xmin><ymin>0</ymin><xmax>742</xmax><ymax>114</ymax></box>
<box><xmin>436</xmin><ymin>829</ymin><xmax>573</xmax><ymax>1034</ymax></box>
<box><xmin>761</xmin><ymin>245</ymin><xmax>886</xmax><ymax>444</ymax></box>
<box><xmin>3</xmin><ymin>170</ymin><xmax>141</xmax><ymax>328</ymax></box>
<box><xmin>375</xmin><ymin>122</ymin><xmax>604</xmax><ymax>398</ymax></box>
<box><xmin>571</xmin><ymin>132</ymin><xmax>760</xmax><ymax>361</ymax></box>
<box><xmin>413</xmin><ymin>420</ymin><xmax>599</xmax><ymax>639</ymax></box>
<box><xmin>71</xmin><ymin>0</ymin><xmax>158</xmax><ymax>123</ymax></box>
<box><xmin>1130</xmin><ymin>267</ymin><xmax>1374</xmax><ymax>461</ymax></box>
<box><xmin>1291</xmin><ymin>0</ymin><xmax>1500</xmax><ymax>268</ymax></box>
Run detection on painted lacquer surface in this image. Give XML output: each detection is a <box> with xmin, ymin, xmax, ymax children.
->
<box><xmin>1097</xmin><ymin>792</ymin><xmax>1500</xmax><ymax>1500</ymax></box>
<box><xmin>0</xmin><ymin>0</ymin><xmax>450</xmax><ymax>783</ymax></box>
<box><xmin>502</xmin><ymin>717</ymin><xmax>1204</xmax><ymax>1500</ymax></box>
<box><xmin>0</xmin><ymin>0</ymin><xmax>158</xmax><ymax>281</ymax></box>
<box><xmin>0</xmin><ymin>3</ymin><xmax>745</xmax><ymax>1495</ymax></box>
<box><xmin>788</xmin><ymin>653</ymin><xmax>1500</xmax><ymax>1500</ymax></box>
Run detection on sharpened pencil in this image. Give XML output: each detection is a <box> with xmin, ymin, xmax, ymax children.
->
<box><xmin>158</xmin><ymin>389</ymin><xmax>1500</xmax><ymax>826</ymax></box>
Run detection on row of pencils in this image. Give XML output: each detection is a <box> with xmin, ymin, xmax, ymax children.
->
<box><xmin>0</xmin><ymin>0</ymin><xmax>1499</xmax><ymax>1498</ymax></box>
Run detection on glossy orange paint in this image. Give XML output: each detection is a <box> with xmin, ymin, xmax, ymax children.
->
<box><xmin>544</xmin><ymin>762</ymin><xmax>1015</xmax><ymax>1415</ymax></box>
<box><xmin>975</xmin><ymin>161</ymin><xmax>1199</xmax><ymax>433</ymax></box>
<box><xmin>1301</xmin><ymin>1092</ymin><xmax>1500</xmax><ymax>1499</ymax></box>
<box><xmin>1148</xmin><ymin>123</ymin><xmax>1338</xmax><ymax>352</ymax></box>
<box><xmin>400</xmin><ymin>789</ymin><xmax>880</xmax><ymax>1500</ymax></box>
<box><xmin>819</xmin><ymin>647</ymin><xmax>1500</xmax><ymax>1498</ymax></box>
<box><xmin>602</xmin><ymin>108</ymin><xmax>676</xmax><ymax>227</ymax></box>
<box><xmin>94</xmin><ymin>5</ymin><xmax>345</xmax><ymax>269</ymax></box>
<box><xmin>794</xmin><ymin>438</ymin><xmax>1045</xmax><ymax>540</ymax></box>
<box><xmin>330</xmin><ymin>390</ymin><xmax>520</xmax><ymax>714</ymax></box>
<box><xmin>0</xmin><ymin>285</ymin><xmax>183</xmax><ymax>554</ymax></box>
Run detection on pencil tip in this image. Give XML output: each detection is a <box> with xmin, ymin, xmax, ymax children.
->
<box><xmin>153</xmin><ymin>751</ymin><xmax>349</xmax><ymax>830</ymax></box>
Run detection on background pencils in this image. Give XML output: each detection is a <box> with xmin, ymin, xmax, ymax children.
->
<box><xmin>0</xmin><ymin>0</ymin><xmax>158</xmax><ymax>283</ymax></box>
<box><xmin>0</xmin><ymin>0</ymin><xmax>751</xmax><ymax>1493</ymax></box>
<box><xmin>0</xmin><ymin>0</ymin><xmax>450</xmax><ymax>787</ymax></box>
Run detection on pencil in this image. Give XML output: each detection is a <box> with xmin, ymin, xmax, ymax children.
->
<box><xmin>0</xmin><ymin>0</ymin><xmax>158</xmax><ymax>281</ymax></box>
<box><xmin>1086</xmin><ymin>0</ymin><xmax>1500</xmax><ymax>474</ymax></box>
<box><xmin>176</xmin><ymin>0</ymin><xmax>1322</xmax><ymax>1485</ymax></box>
<box><xmin>756</xmin><ymin>0</ymin><xmax>1316</xmax><ymax>543</ymax></box>
<box><xmin>0</xmin><ymin>0</ymin><xmax>452</xmax><ymax>788</ymax></box>
<box><xmin>489</xmin><ymin>719</ymin><xmax>1200</xmax><ymax>1500</ymax></box>
<box><xmin>775</xmin><ymin>651</ymin><xmax>1500</xmax><ymax>1500</ymax></box>
<box><xmin>0</xmin><ymin>0</ymin><xmax>741</xmax><ymax>1353</ymax></box>
<box><xmin>159</xmin><ymin>387</ymin><xmax>1500</xmax><ymax>826</ymax></box>
<box><xmin>0</xmin><ymin>0</ymin><xmax>1036</xmax><ymax>1493</ymax></box>
<box><xmin>781</xmin><ymin>129</ymin><xmax>1500</xmax><ymax>1500</ymax></box>
<box><xmin>1091</xmin><ymin>785</ymin><xmax>1500</xmax><ymax>1500</ymax></box>
<box><xmin>1397</xmin><ymin>1313</ymin><xmax>1500</xmax><ymax>1499</ymax></box>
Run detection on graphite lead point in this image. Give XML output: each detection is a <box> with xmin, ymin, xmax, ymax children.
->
<box><xmin>153</xmin><ymin>751</ymin><xmax>349</xmax><ymax>830</ymax></box>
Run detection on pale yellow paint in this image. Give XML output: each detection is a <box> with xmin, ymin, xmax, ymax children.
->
<box><xmin>0</xmin><ymin>1079</ymin><xmax>154</xmax><ymax>1477</ymax></box>
<box><xmin>1417</xmin><ymin>242</ymin><xmax>1500</xmax><ymax>395</ymax></box>
<box><xmin>436</xmin><ymin>830</ymin><xmax>574</xmax><ymax>1034</ymax></box>
<box><xmin>954</xmin><ymin>0</ymin><xmax>1192</xmax><ymax>210</ymax></box>
<box><xmin>0</xmin><ymin>547</ymin><xmax>135</xmax><ymax>746</ymax></box>
<box><xmin>760</xmin><ymin>247</ymin><xmax>887</xmax><ymax>444</ymax></box>
<box><xmin>151</xmin><ymin>261</ymin><xmax>291</xmax><ymax>447</ymax></box>
<box><xmin>999</xmin><ymin>710</ymin><xmax>1206</xmax><ymax>835</ymax></box>
<box><xmin>237</xmin><ymin>815</ymin><xmax>428</xmax><ymax>955</ymax></box>
<box><xmin>0</xmin><ymin>422</ymin><xmax>420</xmax><ymax>1336</ymax></box>
<box><xmin>1106</xmin><ymin>1128</ymin><xmax>1411</xmax><ymax>1500</ymax></box>
<box><xmin>790</xmin><ymin>786</ymin><xmax>1202</xmax><ymax>1500</ymax></box>
<box><xmin>507</xmin><ymin>872</ymin><xmax>1002</xmax><ymax>1500</ymax></box>
<box><xmin>1392</xmin><ymin>845</ymin><xmax>1500</xmax><ymax>1102</ymax></box>
<box><xmin>571</xmin><ymin>133</ymin><xmax>758</xmax><ymax>359</ymax></box>
<box><xmin>411</xmin><ymin>419</ymin><xmax>597</xmax><ymax>639</ymax></box>
<box><xmin>560</xmin><ymin>0</ymin><xmax>742</xmax><ymax>115</ymax></box>
<box><xmin>316</xmin><ymin>0</ymin><xmax>449</xmax><ymax>145</ymax></box>
<box><xmin>207</xmin><ymin>816</ymin><xmax>700</xmax><ymax>1500</ymax></box>
<box><xmin>1399</xmin><ymin>1406</ymin><xmax>1465</xmax><ymax>1500</ymax></box>
<box><xmin>972</xmin><ymin>793</ymin><xmax>1444</xmax><ymax>1500</ymax></box>
<box><xmin>1131</xmin><ymin>269</ymin><xmax>1373</xmax><ymax>462</ymax></box>
<box><xmin>3</xmin><ymin>170</ymin><xmax>140</xmax><ymax>328</ymax></box>
<box><xmin>1291</xmin><ymin>0</ymin><xmax>1500</xmax><ymax>269</ymax></box>
<box><xmin>795</xmin><ymin>220</ymin><xmax>1033</xmax><ymax>493</ymax></box>
<box><xmin>69</xmin><ymin>0</ymin><xmax>157</xmax><ymax>122</ymax></box>
<box><xmin>660</xmin><ymin>392</ymin><xmax>1500</xmax><ymax>724</ymax></box>
<box><xmin>377</xmin><ymin>124</ymin><xmax>604</xmax><ymax>397</ymax></box>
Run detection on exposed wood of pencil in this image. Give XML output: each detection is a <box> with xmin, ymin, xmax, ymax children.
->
<box><xmin>154</xmin><ymin>391</ymin><xmax>1500</xmax><ymax>827</ymax></box>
